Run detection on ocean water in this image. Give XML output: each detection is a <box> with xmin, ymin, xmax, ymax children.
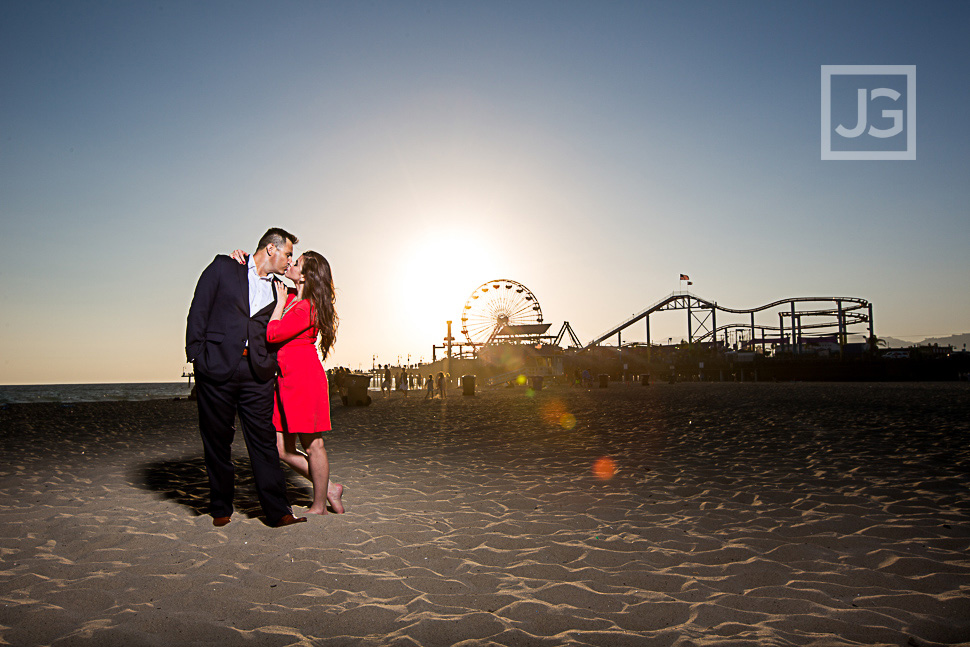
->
<box><xmin>0</xmin><ymin>382</ymin><xmax>193</xmax><ymax>405</ymax></box>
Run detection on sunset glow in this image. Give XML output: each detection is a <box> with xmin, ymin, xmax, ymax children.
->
<box><xmin>1</xmin><ymin>3</ymin><xmax>967</xmax><ymax>383</ymax></box>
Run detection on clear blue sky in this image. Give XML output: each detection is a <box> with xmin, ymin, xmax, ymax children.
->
<box><xmin>2</xmin><ymin>1</ymin><xmax>968</xmax><ymax>383</ymax></box>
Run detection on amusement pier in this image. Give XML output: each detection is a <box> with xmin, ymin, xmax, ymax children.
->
<box><xmin>357</xmin><ymin>278</ymin><xmax>968</xmax><ymax>400</ymax></box>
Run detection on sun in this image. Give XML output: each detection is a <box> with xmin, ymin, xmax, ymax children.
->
<box><xmin>392</xmin><ymin>229</ymin><xmax>507</xmax><ymax>346</ymax></box>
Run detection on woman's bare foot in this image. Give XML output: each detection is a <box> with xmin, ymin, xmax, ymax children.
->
<box><xmin>327</xmin><ymin>483</ymin><xmax>345</xmax><ymax>514</ymax></box>
<box><xmin>306</xmin><ymin>505</ymin><xmax>328</xmax><ymax>515</ymax></box>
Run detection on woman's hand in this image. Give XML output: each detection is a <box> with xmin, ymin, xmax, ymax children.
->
<box><xmin>275</xmin><ymin>280</ymin><xmax>288</xmax><ymax>301</ymax></box>
<box><xmin>230</xmin><ymin>249</ymin><xmax>248</xmax><ymax>264</ymax></box>
<box><xmin>270</xmin><ymin>280</ymin><xmax>288</xmax><ymax>322</ymax></box>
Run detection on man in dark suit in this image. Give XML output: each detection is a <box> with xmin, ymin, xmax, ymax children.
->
<box><xmin>186</xmin><ymin>228</ymin><xmax>306</xmax><ymax>528</ymax></box>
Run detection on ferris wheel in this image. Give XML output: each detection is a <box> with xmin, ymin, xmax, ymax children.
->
<box><xmin>461</xmin><ymin>279</ymin><xmax>543</xmax><ymax>346</ymax></box>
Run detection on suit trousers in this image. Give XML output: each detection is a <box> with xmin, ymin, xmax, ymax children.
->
<box><xmin>195</xmin><ymin>356</ymin><xmax>291</xmax><ymax>525</ymax></box>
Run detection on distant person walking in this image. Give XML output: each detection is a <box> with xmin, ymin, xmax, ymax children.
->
<box><xmin>382</xmin><ymin>365</ymin><xmax>391</xmax><ymax>397</ymax></box>
<box><xmin>425</xmin><ymin>374</ymin><xmax>435</xmax><ymax>399</ymax></box>
<box><xmin>436</xmin><ymin>372</ymin><xmax>447</xmax><ymax>399</ymax></box>
<box><xmin>186</xmin><ymin>228</ymin><xmax>306</xmax><ymax>528</ymax></box>
<box><xmin>398</xmin><ymin>366</ymin><xmax>409</xmax><ymax>397</ymax></box>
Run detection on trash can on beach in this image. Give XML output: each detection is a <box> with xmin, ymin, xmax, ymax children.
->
<box><xmin>598</xmin><ymin>374</ymin><xmax>609</xmax><ymax>388</ymax></box>
<box><xmin>340</xmin><ymin>373</ymin><xmax>372</xmax><ymax>406</ymax></box>
<box><xmin>530</xmin><ymin>376</ymin><xmax>544</xmax><ymax>391</ymax></box>
<box><xmin>640</xmin><ymin>373</ymin><xmax>650</xmax><ymax>386</ymax></box>
<box><xmin>462</xmin><ymin>374</ymin><xmax>476</xmax><ymax>396</ymax></box>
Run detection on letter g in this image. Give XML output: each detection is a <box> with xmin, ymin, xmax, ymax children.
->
<box><xmin>868</xmin><ymin>88</ymin><xmax>903</xmax><ymax>138</ymax></box>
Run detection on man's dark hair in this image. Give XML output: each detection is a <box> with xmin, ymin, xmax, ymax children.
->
<box><xmin>257</xmin><ymin>228</ymin><xmax>299</xmax><ymax>251</ymax></box>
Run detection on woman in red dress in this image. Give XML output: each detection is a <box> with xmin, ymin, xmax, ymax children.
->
<box><xmin>266</xmin><ymin>251</ymin><xmax>344</xmax><ymax>515</ymax></box>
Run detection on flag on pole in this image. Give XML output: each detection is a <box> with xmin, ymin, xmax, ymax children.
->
<box><xmin>687</xmin><ymin>281</ymin><xmax>693</xmax><ymax>285</ymax></box>
<box><xmin>679</xmin><ymin>274</ymin><xmax>689</xmax><ymax>281</ymax></box>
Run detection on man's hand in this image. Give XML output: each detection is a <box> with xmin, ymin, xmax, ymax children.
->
<box><xmin>230</xmin><ymin>249</ymin><xmax>248</xmax><ymax>264</ymax></box>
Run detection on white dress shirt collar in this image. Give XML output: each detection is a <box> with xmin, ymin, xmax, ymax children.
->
<box><xmin>247</xmin><ymin>254</ymin><xmax>275</xmax><ymax>317</ymax></box>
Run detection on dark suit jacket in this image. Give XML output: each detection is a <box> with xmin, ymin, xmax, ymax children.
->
<box><xmin>186</xmin><ymin>255</ymin><xmax>280</xmax><ymax>382</ymax></box>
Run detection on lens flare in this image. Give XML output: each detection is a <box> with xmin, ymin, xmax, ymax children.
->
<box><xmin>593</xmin><ymin>457</ymin><xmax>616</xmax><ymax>481</ymax></box>
<box><xmin>540</xmin><ymin>399</ymin><xmax>565</xmax><ymax>424</ymax></box>
<box><xmin>516</xmin><ymin>375</ymin><xmax>527</xmax><ymax>386</ymax></box>
<box><xmin>538</xmin><ymin>398</ymin><xmax>579</xmax><ymax>428</ymax></box>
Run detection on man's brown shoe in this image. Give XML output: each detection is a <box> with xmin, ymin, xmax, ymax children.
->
<box><xmin>213</xmin><ymin>516</ymin><xmax>231</xmax><ymax>527</ymax></box>
<box><xmin>273</xmin><ymin>513</ymin><xmax>308</xmax><ymax>527</ymax></box>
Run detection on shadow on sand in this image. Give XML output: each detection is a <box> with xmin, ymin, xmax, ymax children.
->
<box><xmin>130</xmin><ymin>456</ymin><xmax>313</xmax><ymax>522</ymax></box>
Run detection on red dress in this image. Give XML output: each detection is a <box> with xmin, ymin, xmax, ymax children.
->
<box><xmin>266</xmin><ymin>293</ymin><xmax>331</xmax><ymax>434</ymax></box>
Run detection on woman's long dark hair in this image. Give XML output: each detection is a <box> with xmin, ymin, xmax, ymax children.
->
<box><xmin>299</xmin><ymin>251</ymin><xmax>338</xmax><ymax>360</ymax></box>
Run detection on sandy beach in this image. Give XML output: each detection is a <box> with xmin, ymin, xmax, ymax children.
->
<box><xmin>1</xmin><ymin>382</ymin><xmax>968</xmax><ymax>646</ymax></box>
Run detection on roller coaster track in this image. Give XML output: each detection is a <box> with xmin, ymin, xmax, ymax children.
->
<box><xmin>582</xmin><ymin>291</ymin><xmax>873</xmax><ymax>350</ymax></box>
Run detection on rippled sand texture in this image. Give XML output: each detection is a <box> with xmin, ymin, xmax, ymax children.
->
<box><xmin>1</xmin><ymin>382</ymin><xmax>968</xmax><ymax>646</ymax></box>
